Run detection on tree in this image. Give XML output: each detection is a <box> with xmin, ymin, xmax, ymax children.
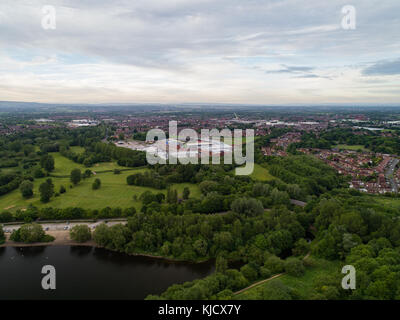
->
<box><xmin>10</xmin><ymin>223</ymin><xmax>51</xmax><ymax>243</ymax></box>
<box><xmin>83</xmin><ymin>169</ymin><xmax>93</xmax><ymax>178</ymax></box>
<box><xmin>93</xmin><ymin>223</ymin><xmax>110</xmax><ymax>247</ymax></box>
<box><xmin>70</xmin><ymin>168</ymin><xmax>81</xmax><ymax>185</ymax></box>
<box><xmin>284</xmin><ymin>257</ymin><xmax>305</xmax><ymax>277</ymax></box>
<box><xmin>92</xmin><ymin>178</ymin><xmax>101</xmax><ymax>190</ymax></box>
<box><xmin>216</xmin><ymin>256</ymin><xmax>228</xmax><ymax>274</ymax></box>
<box><xmin>19</xmin><ymin>180</ymin><xmax>34</xmax><ymax>198</ymax></box>
<box><xmin>292</xmin><ymin>238</ymin><xmax>310</xmax><ymax>256</ymax></box>
<box><xmin>0</xmin><ymin>225</ymin><xmax>5</xmax><ymax>244</ymax></box>
<box><xmin>264</xmin><ymin>255</ymin><xmax>284</xmax><ymax>274</ymax></box>
<box><xmin>70</xmin><ymin>225</ymin><xmax>92</xmax><ymax>243</ymax></box>
<box><xmin>40</xmin><ymin>154</ymin><xmax>55</xmax><ymax>172</ymax></box>
<box><xmin>183</xmin><ymin>187</ymin><xmax>190</xmax><ymax>200</ymax></box>
<box><xmin>59</xmin><ymin>185</ymin><xmax>66</xmax><ymax>194</ymax></box>
<box><xmin>39</xmin><ymin>180</ymin><xmax>54</xmax><ymax>203</ymax></box>
<box><xmin>240</xmin><ymin>264</ymin><xmax>258</xmax><ymax>282</ymax></box>
<box><xmin>231</xmin><ymin>198</ymin><xmax>264</xmax><ymax>217</ymax></box>
<box><xmin>262</xmin><ymin>280</ymin><xmax>293</xmax><ymax>300</ymax></box>
<box><xmin>199</xmin><ymin>180</ymin><xmax>218</xmax><ymax>195</ymax></box>
<box><xmin>167</xmin><ymin>188</ymin><xmax>178</xmax><ymax>204</ymax></box>
<box><xmin>252</xmin><ymin>183</ymin><xmax>271</xmax><ymax>197</ymax></box>
<box><xmin>33</xmin><ymin>167</ymin><xmax>45</xmax><ymax>178</ymax></box>
<box><xmin>193</xmin><ymin>239</ymin><xmax>208</xmax><ymax>256</ymax></box>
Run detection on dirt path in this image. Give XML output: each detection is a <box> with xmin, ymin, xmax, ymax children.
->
<box><xmin>233</xmin><ymin>252</ymin><xmax>311</xmax><ymax>296</ymax></box>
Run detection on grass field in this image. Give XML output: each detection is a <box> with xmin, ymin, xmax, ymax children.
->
<box><xmin>236</xmin><ymin>257</ymin><xmax>341</xmax><ymax>300</ymax></box>
<box><xmin>0</xmin><ymin>153</ymin><xmax>201</xmax><ymax>212</ymax></box>
<box><xmin>69</xmin><ymin>146</ymin><xmax>85</xmax><ymax>154</ymax></box>
<box><xmin>373</xmin><ymin>196</ymin><xmax>400</xmax><ymax>210</ymax></box>
<box><xmin>50</xmin><ymin>152</ymin><xmax>127</xmax><ymax>176</ymax></box>
<box><xmin>230</xmin><ymin>163</ymin><xmax>275</xmax><ymax>181</ymax></box>
<box><xmin>250</xmin><ymin>164</ymin><xmax>275</xmax><ymax>181</ymax></box>
<box><xmin>334</xmin><ymin>144</ymin><xmax>368</xmax><ymax>151</ymax></box>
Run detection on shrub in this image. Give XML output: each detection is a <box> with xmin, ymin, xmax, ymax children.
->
<box><xmin>284</xmin><ymin>257</ymin><xmax>305</xmax><ymax>277</ymax></box>
<box><xmin>70</xmin><ymin>225</ymin><xmax>92</xmax><ymax>243</ymax></box>
<box><xmin>264</xmin><ymin>255</ymin><xmax>284</xmax><ymax>274</ymax></box>
<box><xmin>10</xmin><ymin>223</ymin><xmax>51</xmax><ymax>243</ymax></box>
<box><xmin>240</xmin><ymin>264</ymin><xmax>258</xmax><ymax>282</ymax></box>
<box><xmin>92</xmin><ymin>178</ymin><xmax>101</xmax><ymax>190</ymax></box>
<box><xmin>19</xmin><ymin>180</ymin><xmax>34</xmax><ymax>198</ymax></box>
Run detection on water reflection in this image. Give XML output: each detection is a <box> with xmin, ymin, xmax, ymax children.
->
<box><xmin>69</xmin><ymin>246</ymin><xmax>93</xmax><ymax>256</ymax></box>
<box><xmin>0</xmin><ymin>246</ymin><xmax>214</xmax><ymax>300</ymax></box>
<box><xmin>12</xmin><ymin>246</ymin><xmax>47</xmax><ymax>257</ymax></box>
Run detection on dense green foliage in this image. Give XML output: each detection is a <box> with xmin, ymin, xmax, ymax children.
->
<box><xmin>70</xmin><ymin>224</ymin><xmax>92</xmax><ymax>243</ymax></box>
<box><xmin>0</xmin><ymin>225</ymin><xmax>5</xmax><ymax>244</ymax></box>
<box><xmin>10</xmin><ymin>223</ymin><xmax>54</xmax><ymax>243</ymax></box>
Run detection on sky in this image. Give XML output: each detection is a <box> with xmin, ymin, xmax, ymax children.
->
<box><xmin>0</xmin><ymin>0</ymin><xmax>399</xmax><ymax>105</ymax></box>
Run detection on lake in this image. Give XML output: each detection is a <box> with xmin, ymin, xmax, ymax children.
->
<box><xmin>0</xmin><ymin>246</ymin><xmax>214</xmax><ymax>300</ymax></box>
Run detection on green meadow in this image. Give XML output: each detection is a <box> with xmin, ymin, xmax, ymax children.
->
<box><xmin>334</xmin><ymin>144</ymin><xmax>369</xmax><ymax>151</ymax></box>
<box><xmin>236</xmin><ymin>257</ymin><xmax>342</xmax><ymax>300</ymax></box>
<box><xmin>230</xmin><ymin>163</ymin><xmax>274</xmax><ymax>182</ymax></box>
<box><xmin>0</xmin><ymin>153</ymin><xmax>201</xmax><ymax>212</ymax></box>
<box><xmin>249</xmin><ymin>164</ymin><xmax>275</xmax><ymax>181</ymax></box>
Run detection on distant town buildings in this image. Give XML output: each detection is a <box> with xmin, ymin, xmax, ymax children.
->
<box><xmin>68</xmin><ymin>119</ymin><xmax>99</xmax><ymax>127</ymax></box>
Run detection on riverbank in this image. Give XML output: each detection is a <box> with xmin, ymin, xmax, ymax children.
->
<box><xmin>0</xmin><ymin>231</ymin><xmax>212</xmax><ymax>264</ymax></box>
<box><xmin>0</xmin><ymin>230</ymin><xmax>98</xmax><ymax>248</ymax></box>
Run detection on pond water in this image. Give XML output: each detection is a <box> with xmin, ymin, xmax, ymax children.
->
<box><xmin>0</xmin><ymin>246</ymin><xmax>214</xmax><ymax>300</ymax></box>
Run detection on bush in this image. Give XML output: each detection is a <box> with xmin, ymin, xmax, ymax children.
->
<box><xmin>70</xmin><ymin>168</ymin><xmax>81</xmax><ymax>185</ymax></box>
<box><xmin>292</xmin><ymin>238</ymin><xmax>310</xmax><ymax>256</ymax></box>
<box><xmin>59</xmin><ymin>185</ymin><xmax>66</xmax><ymax>194</ymax></box>
<box><xmin>19</xmin><ymin>180</ymin><xmax>34</xmax><ymax>198</ymax></box>
<box><xmin>70</xmin><ymin>225</ymin><xmax>92</xmax><ymax>243</ymax></box>
<box><xmin>260</xmin><ymin>266</ymin><xmax>272</xmax><ymax>278</ymax></box>
<box><xmin>92</xmin><ymin>178</ymin><xmax>101</xmax><ymax>190</ymax></box>
<box><xmin>240</xmin><ymin>264</ymin><xmax>258</xmax><ymax>282</ymax></box>
<box><xmin>284</xmin><ymin>257</ymin><xmax>305</xmax><ymax>277</ymax></box>
<box><xmin>10</xmin><ymin>223</ymin><xmax>50</xmax><ymax>243</ymax></box>
<box><xmin>264</xmin><ymin>255</ymin><xmax>284</xmax><ymax>274</ymax></box>
<box><xmin>231</xmin><ymin>198</ymin><xmax>264</xmax><ymax>217</ymax></box>
<box><xmin>0</xmin><ymin>211</ymin><xmax>13</xmax><ymax>223</ymax></box>
<box><xmin>0</xmin><ymin>226</ymin><xmax>5</xmax><ymax>244</ymax></box>
<box><xmin>262</xmin><ymin>280</ymin><xmax>293</xmax><ymax>300</ymax></box>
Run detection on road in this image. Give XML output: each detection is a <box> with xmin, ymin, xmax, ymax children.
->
<box><xmin>2</xmin><ymin>219</ymin><xmax>127</xmax><ymax>233</ymax></box>
<box><xmin>385</xmin><ymin>158</ymin><xmax>399</xmax><ymax>193</ymax></box>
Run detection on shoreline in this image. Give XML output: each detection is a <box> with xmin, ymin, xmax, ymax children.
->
<box><xmin>0</xmin><ymin>231</ymin><xmax>212</xmax><ymax>264</ymax></box>
<box><xmin>0</xmin><ymin>230</ymin><xmax>99</xmax><ymax>248</ymax></box>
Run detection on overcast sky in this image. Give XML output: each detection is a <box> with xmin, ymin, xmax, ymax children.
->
<box><xmin>0</xmin><ymin>0</ymin><xmax>399</xmax><ymax>104</ymax></box>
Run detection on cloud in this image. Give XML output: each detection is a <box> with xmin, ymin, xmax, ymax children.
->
<box><xmin>0</xmin><ymin>0</ymin><xmax>399</xmax><ymax>103</ymax></box>
<box><xmin>265</xmin><ymin>65</ymin><xmax>314</xmax><ymax>74</ymax></box>
<box><xmin>363</xmin><ymin>58</ymin><xmax>400</xmax><ymax>76</ymax></box>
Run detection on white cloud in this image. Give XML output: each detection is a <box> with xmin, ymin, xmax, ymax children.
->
<box><xmin>0</xmin><ymin>0</ymin><xmax>399</xmax><ymax>104</ymax></box>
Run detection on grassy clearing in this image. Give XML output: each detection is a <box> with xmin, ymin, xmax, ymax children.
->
<box><xmin>334</xmin><ymin>144</ymin><xmax>368</xmax><ymax>151</ymax></box>
<box><xmin>373</xmin><ymin>196</ymin><xmax>400</xmax><ymax>210</ymax></box>
<box><xmin>0</xmin><ymin>153</ymin><xmax>201</xmax><ymax>212</ymax></box>
<box><xmin>230</xmin><ymin>163</ymin><xmax>274</xmax><ymax>181</ymax></box>
<box><xmin>69</xmin><ymin>146</ymin><xmax>85</xmax><ymax>154</ymax></box>
<box><xmin>50</xmin><ymin>152</ymin><xmax>127</xmax><ymax>176</ymax></box>
<box><xmin>250</xmin><ymin>164</ymin><xmax>275</xmax><ymax>181</ymax></box>
<box><xmin>236</xmin><ymin>257</ymin><xmax>341</xmax><ymax>300</ymax></box>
